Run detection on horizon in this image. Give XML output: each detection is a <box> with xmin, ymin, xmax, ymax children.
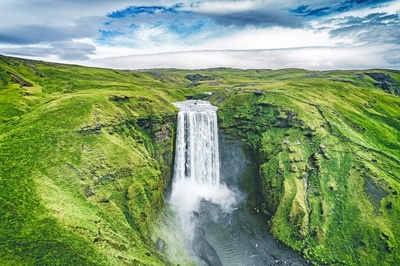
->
<box><xmin>2</xmin><ymin>53</ymin><xmax>399</xmax><ymax>72</ymax></box>
<box><xmin>1</xmin><ymin>0</ymin><xmax>399</xmax><ymax>70</ymax></box>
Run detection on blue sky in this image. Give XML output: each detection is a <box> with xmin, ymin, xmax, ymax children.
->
<box><xmin>0</xmin><ymin>0</ymin><xmax>399</xmax><ymax>69</ymax></box>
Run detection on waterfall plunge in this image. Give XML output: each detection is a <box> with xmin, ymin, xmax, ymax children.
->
<box><xmin>170</xmin><ymin>100</ymin><xmax>237</xmax><ymax>235</ymax></box>
<box><xmin>173</xmin><ymin>100</ymin><xmax>220</xmax><ymax>187</ymax></box>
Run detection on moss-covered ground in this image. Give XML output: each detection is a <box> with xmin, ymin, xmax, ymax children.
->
<box><xmin>1</xmin><ymin>55</ymin><xmax>399</xmax><ymax>265</ymax></box>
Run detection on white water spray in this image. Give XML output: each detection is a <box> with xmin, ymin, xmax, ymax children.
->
<box><xmin>170</xmin><ymin>100</ymin><xmax>237</xmax><ymax>234</ymax></box>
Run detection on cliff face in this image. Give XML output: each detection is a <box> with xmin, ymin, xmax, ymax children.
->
<box><xmin>213</xmin><ymin>76</ymin><xmax>400</xmax><ymax>265</ymax></box>
<box><xmin>1</xmin><ymin>56</ymin><xmax>399</xmax><ymax>265</ymax></box>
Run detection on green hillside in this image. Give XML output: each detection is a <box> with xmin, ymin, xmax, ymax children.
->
<box><xmin>1</xmin><ymin>55</ymin><xmax>399</xmax><ymax>265</ymax></box>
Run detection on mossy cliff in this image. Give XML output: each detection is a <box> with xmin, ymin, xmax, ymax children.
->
<box><xmin>211</xmin><ymin>71</ymin><xmax>400</xmax><ymax>265</ymax></box>
<box><xmin>1</xmin><ymin>56</ymin><xmax>399</xmax><ymax>265</ymax></box>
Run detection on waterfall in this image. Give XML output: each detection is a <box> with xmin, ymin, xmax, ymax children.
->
<box><xmin>173</xmin><ymin>100</ymin><xmax>220</xmax><ymax>187</ymax></box>
<box><xmin>170</xmin><ymin>100</ymin><xmax>236</xmax><ymax>232</ymax></box>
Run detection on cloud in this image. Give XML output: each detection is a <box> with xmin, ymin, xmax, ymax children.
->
<box><xmin>89</xmin><ymin>46</ymin><xmax>397</xmax><ymax>70</ymax></box>
<box><xmin>0</xmin><ymin>0</ymin><xmax>136</xmax><ymax>28</ymax></box>
<box><xmin>384</xmin><ymin>47</ymin><xmax>400</xmax><ymax>65</ymax></box>
<box><xmin>97</xmin><ymin>4</ymin><xmax>217</xmax><ymax>48</ymax></box>
<box><xmin>291</xmin><ymin>0</ymin><xmax>394</xmax><ymax>18</ymax></box>
<box><xmin>201</xmin><ymin>8</ymin><xmax>303</xmax><ymax>28</ymax></box>
<box><xmin>0</xmin><ymin>41</ymin><xmax>96</xmax><ymax>60</ymax></box>
<box><xmin>52</xmin><ymin>41</ymin><xmax>96</xmax><ymax>60</ymax></box>
<box><xmin>328</xmin><ymin>12</ymin><xmax>400</xmax><ymax>45</ymax></box>
<box><xmin>95</xmin><ymin>1</ymin><xmax>400</xmax><ymax>53</ymax></box>
<box><xmin>199</xmin><ymin>27</ymin><xmax>338</xmax><ymax>50</ymax></box>
<box><xmin>0</xmin><ymin>20</ymin><xmax>98</xmax><ymax>45</ymax></box>
<box><xmin>107</xmin><ymin>4</ymin><xmax>184</xmax><ymax>18</ymax></box>
<box><xmin>0</xmin><ymin>0</ymin><xmax>135</xmax><ymax>60</ymax></box>
<box><xmin>184</xmin><ymin>1</ymin><xmax>304</xmax><ymax>28</ymax></box>
<box><xmin>96</xmin><ymin>1</ymin><xmax>305</xmax><ymax>50</ymax></box>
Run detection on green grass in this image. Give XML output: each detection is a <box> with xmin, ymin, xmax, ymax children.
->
<box><xmin>1</xmin><ymin>55</ymin><xmax>399</xmax><ymax>265</ymax></box>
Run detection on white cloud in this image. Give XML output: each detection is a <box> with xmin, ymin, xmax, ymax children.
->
<box><xmin>87</xmin><ymin>46</ymin><xmax>395</xmax><ymax>70</ymax></box>
<box><xmin>185</xmin><ymin>0</ymin><xmax>261</xmax><ymax>14</ymax></box>
<box><xmin>199</xmin><ymin>27</ymin><xmax>344</xmax><ymax>50</ymax></box>
<box><xmin>0</xmin><ymin>40</ymin><xmax>95</xmax><ymax>60</ymax></box>
<box><xmin>0</xmin><ymin>1</ymin><xmax>134</xmax><ymax>27</ymax></box>
<box><xmin>91</xmin><ymin>27</ymin><xmax>341</xmax><ymax>57</ymax></box>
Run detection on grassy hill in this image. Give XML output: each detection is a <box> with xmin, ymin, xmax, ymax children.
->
<box><xmin>0</xmin><ymin>55</ymin><xmax>193</xmax><ymax>265</ymax></box>
<box><xmin>0</xmin><ymin>55</ymin><xmax>399</xmax><ymax>265</ymax></box>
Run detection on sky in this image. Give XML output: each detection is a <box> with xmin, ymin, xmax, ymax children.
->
<box><xmin>0</xmin><ymin>0</ymin><xmax>399</xmax><ymax>70</ymax></box>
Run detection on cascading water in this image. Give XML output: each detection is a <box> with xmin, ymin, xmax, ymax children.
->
<box><xmin>173</xmin><ymin>100</ymin><xmax>220</xmax><ymax>188</ymax></box>
<box><xmin>169</xmin><ymin>100</ymin><xmax>236</xmax><ymax>265</ymax></box>
<box><xmin>170</xmin><ymin>99</ymin><xmax>236</xmax><ymax>223</ymax></box>
<box><xmin>167</xmin><ymin>100</ymin><xmax>309</xmax><ymax>266</ymax></box>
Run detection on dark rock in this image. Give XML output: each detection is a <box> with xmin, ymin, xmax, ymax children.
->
<box><xmin>156</xmin><ymin>238</ymin><xmax>165</xmax><ymax>253</ymax></box>
<box><xmin>110</xmin><ymin>95</ymin><xmax>130</xmax><ymax>102</ymax></box>
<box><xmin>84</xmin><ymin>185</ymin><xmax>95</xmax><ymax>197</ymax></box>
<box><xmin>192</xmin><ymin>227</ymin><xmax>222</xmax><ymax>266</ymax></box>
<box><xmin>186</xmin><ymin>82</ymin><xmax>201</xmax><ymax>88</ymax></box>
<box><xmin>382</xmin><ymin>232</ymin><xmax>390</xmax><ymax>240</ymax></box>
<box><xmin>77</xmin><ymin>124</ymin><xmax>102</xmax><ymax>135</ymax></box>
<box><xmin>98</xmin><ymin>196</ymin><xmax>110</xmax><ymax>203</ymax></box>
<box><xmin>155</xmin><ymin>123</ymin><xmax>172</xmax><ymax>143</ymax></box>
<box><xmin>365</xmin><ymin>72</ymin><xmax>400</xmax><ymax>95</ymax></box>
<box><xmin>363</xmin><ymin>175</ymin><xmax>388</xmax><ymax>210</ymax></box>
<box><xmin>305</xmin><ymin>130</ymin><xmax>317</xmax><ymax>139</ymax></box>
<box><xmin>186</xmin><ymin>93</ymin><xmax>209</xmax><ymax>99</ymax></box>
<box><xmin>356</xmin><ymin>74</ymin><xmax>364</xmax><ymax>80</ymax></box>
<box><xmin>275</xmin><ymin>119</ymin><xmax>289</xmax><ymax>128</ymax></box>
<box><xmin>6</xmin><ymin>71</ymin><xmax>33</xmax><ymax>87</ymax></box>
<box><xmin>185</xmin><ymin>74</ymin><xmax>214</xmax><ymax>82</ymax></box>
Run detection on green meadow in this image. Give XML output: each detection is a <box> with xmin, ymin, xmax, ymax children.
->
<box><xmin>0</xmin><ymin>55</ymin><xmax>399</xmax><ymax>265</ymax></box>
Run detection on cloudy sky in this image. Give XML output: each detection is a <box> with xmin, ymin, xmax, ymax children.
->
<box><xmin>0</xmin><ymin>0</ymin><xmax>399</xmax><ymax>70</ymax></box>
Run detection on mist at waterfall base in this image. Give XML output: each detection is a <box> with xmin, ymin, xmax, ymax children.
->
<box><xmin>165</xmin><ymin>100</ymin><xmax>308</xmax><ymax>266</ymax></box>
